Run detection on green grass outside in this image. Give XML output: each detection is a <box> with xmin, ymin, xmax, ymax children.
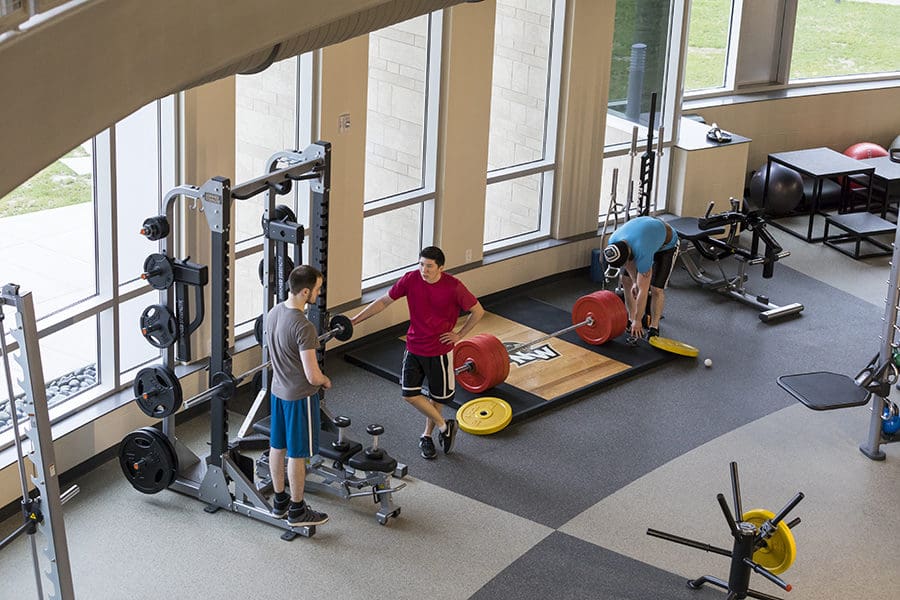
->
<box><xmin>685</xmin><ymin>0</ymin><xmax>900</xmax><ymax>91</ymax></box>
<box><xmin>0</xmin><ymin>150</ymin><xmax>93</xmax><ymax>218</ymax></box>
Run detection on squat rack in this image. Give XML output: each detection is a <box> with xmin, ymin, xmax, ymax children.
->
<box><xmin>138</xmin><ymin>141</ymin><xmax>331</xmax><ymax>538</ymax></box>
<box><xmin>1</xmin><ymin>284</ymin><xmax>79</xmax><ymax>599</ymax></box>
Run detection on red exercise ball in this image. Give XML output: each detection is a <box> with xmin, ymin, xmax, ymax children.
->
<box><xmin>843</xmin><ymin>142</ymin><xmax>888</xmax><ymax>160</ymax></box>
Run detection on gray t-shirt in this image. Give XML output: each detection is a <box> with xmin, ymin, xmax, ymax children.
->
<box><xmin>266</xmin><ymin>302</ymin><xmax>320</xmax><ymax>400</ymax></box>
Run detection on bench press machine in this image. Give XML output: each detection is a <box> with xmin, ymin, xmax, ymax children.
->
<box><xmin>669</xmin><ymin>200</ymin><xmax>804</xmax><ymax>322</ymax></box>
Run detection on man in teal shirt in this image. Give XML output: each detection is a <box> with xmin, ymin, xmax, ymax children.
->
<box><xmin>603</xmin><ymin>216</ymin><xmax>679</xmax><ymax>339</ymax></box>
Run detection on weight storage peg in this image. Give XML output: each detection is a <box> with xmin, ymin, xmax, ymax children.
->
<box><xmin>453</xmin><ymin>290</ymin><xmax>627</xmax><ymax>393</ymax></box>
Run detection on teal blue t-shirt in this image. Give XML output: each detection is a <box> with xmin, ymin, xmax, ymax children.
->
<box><xmin>608</xmin><ymin>217</ymin><xmax>677</xmax><ymax>274</ymax></box>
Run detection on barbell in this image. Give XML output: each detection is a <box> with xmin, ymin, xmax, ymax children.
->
<box><xmin>453</xmin><ymin>290</ymin><xmax>628</xmax><ymax>393</ymax></box>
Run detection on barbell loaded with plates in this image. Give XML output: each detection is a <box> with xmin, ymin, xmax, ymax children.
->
<box><xmin>453</xmin><ymin>290</ymin><xmax>627</xmax><ymax>393</ymax></box>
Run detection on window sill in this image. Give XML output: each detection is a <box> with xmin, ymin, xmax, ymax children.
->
<box><xmin>684</xmin><ymin>78</ymin><xmax>900</xmax><ymax>111</ymax></box>
<box><xmin>0</xmin><ymin>334</ymin><xmax>260</xmax><ymax>472</ymax></box>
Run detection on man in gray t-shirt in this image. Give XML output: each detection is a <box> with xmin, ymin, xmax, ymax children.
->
<box><xmin>266</xmin><ymin>265</ymin><xmax>331</xmax><ymax>527</ymax></box>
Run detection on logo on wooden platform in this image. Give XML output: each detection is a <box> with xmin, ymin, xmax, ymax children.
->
<box><xmin>505</xmin><ymin>342</ymin><xmax>561</xmax><ymax>367</ymax></box>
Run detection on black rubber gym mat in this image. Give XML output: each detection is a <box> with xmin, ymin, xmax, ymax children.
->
<box><xmin>343</xmin><ymin>295</ymin><xmax>674</xmax><ymax>423</ymax></box>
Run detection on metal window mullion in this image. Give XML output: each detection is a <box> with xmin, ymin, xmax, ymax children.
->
<box><xmin>422</xmin><ymin>10</ymin><xmax>442</xmax><ymax>196</ymax></box>
<box><xmin>363</xmin><ymin>189</ymin><xmax>437</xmax><ymax>218</ymax></box>
<box><xmin>486</xmin><ymin>161</ymin><xmax>555</xmax><ymax>186</ymax></box>
<box><xmin>93</xmin><ymin>128</ymin><xmax>119</xmax><ymax>388</ymax></box>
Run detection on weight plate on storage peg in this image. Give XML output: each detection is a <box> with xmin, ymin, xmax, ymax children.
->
<box><xmin>133</xmin><ymin>365</ymin><xmax>183</xmax><ymax>419</ymax></box>
<box><xmin>742</xmin><ymin>509</ymin><xmax>797</xmax><ymax>575</ymax></box>
<box><xmin>141</xmin><ymin>253</ymin><xmax>175</xmax><ymax>290</ymax></box>
<box><xmin>456</xmin><ymin>396</ymin><xmax>513</xmax><ymax>435</ymax></box>
<box><xmin>454</xmin><ymin>334</ymin><xmax>509</xmax><ymax>393</ymax></box>
<box><xmin>140</xmin><ymin>304</ymin><xmax>177</xmax><ymax>348</ymax></box>
<box><xmin>118</xmin><ymin>427</ymin><xmax>178</xmax><ymax>494</ymax></box>
<box><xmin>329</xmin><ymin>315</ymin><xmax>354</xmax><ymax>341</ymax></box>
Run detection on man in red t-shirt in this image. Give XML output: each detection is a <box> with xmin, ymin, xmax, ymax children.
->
<box><xmin>351</xmin><ymin>246</ymin><xmax>484</xmax><ymax>459</ymax></box>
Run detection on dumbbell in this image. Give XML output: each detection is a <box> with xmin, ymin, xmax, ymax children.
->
<box><xmin>364</xmin><ymin>424</ymin><xmax>385</xmax><ymax>460</ymax></box>
<box><xmin>331</xmin><ymin>415</ymin><xmax>352</xmax><ymax>453</ymax></box>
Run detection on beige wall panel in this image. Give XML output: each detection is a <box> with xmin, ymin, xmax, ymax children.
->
<box><xmin>319</xmin><ymin>37</ymin><xmax>369</xmax><ymax>308</ymax></box>
<box><xmin>181</xmin><ymin>79</ymin><xmax>237</xmax><ymax>355</ymax></box>
<box><xmin>553</xmin><ymin>0</ymin><xmax>616</xmax><ymax>238</ymax></box>
<box><xmin>696</xmin><ymin>87</ymin><xmax>900</xmax><ymax>174</ymax></box>
<box><xmin>436</xmin><ymin>0</ymin><xmax>495</xmax><ymax>268</ymax></box>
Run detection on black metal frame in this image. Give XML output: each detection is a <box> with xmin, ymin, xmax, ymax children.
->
<box><xmin>647</xmin><ymin>462</ymin><xmax>803</xmax><ymax>600</ymax></box>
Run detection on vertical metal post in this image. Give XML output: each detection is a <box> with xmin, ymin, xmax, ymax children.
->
<box><xmin>1</xmin><ymin>285</ymin><xmax>76</xmax><ymax>599</ymax></box>
<box><xmin>860</xmin><ymin>221</ymin><xmax>900</xmax><ymax>459</ymax></box>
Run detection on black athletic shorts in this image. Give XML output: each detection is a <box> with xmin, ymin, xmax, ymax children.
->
<box><xmin>400</xmin><ymin>350</ymin><xmax>455</xmax><ymax>404</ymax></box>
<box><xmin>622</xmin><ymin>245</ymin><xmax>679</xmax><ymax>290</ymax></box>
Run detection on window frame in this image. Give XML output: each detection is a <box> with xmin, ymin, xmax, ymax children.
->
<box><xmin>483</xmin><ymin>0</ymin><xmax>565</xmax><ymax>254</ymax></box>
<box><xmin>361</xmin><ymin>10</ymin><xmax>443</xmax><ymax>288</ymax></box>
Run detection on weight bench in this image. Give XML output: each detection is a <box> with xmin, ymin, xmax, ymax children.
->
<box><xmin>823</xmin><ymin>212</ymin><xmax>894</xmax><ymax>259</ymax></box>
<box><xmin>253</xmin><ymin>415</ymin><xmax>406</xmax><ymax>525</ymax></box>
<box><xmin>669</xmin><ymin>202</ymin><xmax>804</xmax><ymax>322</ymax></box>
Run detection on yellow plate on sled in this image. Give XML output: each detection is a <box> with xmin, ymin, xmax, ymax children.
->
<box><xmin>743</xmin><ymin>508</ymin><xmax>797</xmax><ymax>575</ymax></box>
<box><xmin>457</xmin><ymin>397</ymin><xmax>513</xmax><ymax>435</ymax></box>
<box><xmin>648</xmin><ymin>335</ymin><xmax>699</xmax><ymax>358</ymax></box>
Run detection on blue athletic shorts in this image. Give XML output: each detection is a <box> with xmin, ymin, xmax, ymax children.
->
<box><xmin>269</xmin><ymin>392</ymin><xmax>320</xmax><ymax>459</ymax></box>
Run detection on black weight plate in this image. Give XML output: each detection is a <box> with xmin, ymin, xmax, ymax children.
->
<box><xmin>254</xmin><ymin>314</ymin><xmax>264</xmax><ymax>345</ymax></box>
<box><xmin>133</xmin><ymin>365</ymin><xmax>182</xmax><ymax>418</ymax></box>
<box><xmin>329</xmin><ymin>314</ymin><xmax>354</xmax><ymax>342</ymax></box>
<box><xmin>140</xmin><ymin>304</ymin><xmax>177</xmax><ymax>348</ymax></box>
<box><xmin>118</xmin><ymin>427</ymin><xmax>178</xmax><ymax>494</ymax></box>
<box><xmin>142</xmin><ymin>253</ymin><xmax>174</xmax><ymax>290</ymax></box>
<box><xmin>260</xmin><ymin>203</ymin><xmax>298</xmax><ymax>231</ymax></box>
<box><xmin>258</xmin><ymin>255</ymin><xmax>295</xmax><ymax>290</ymax></box>
<box><xmin>140</xmin><ymin>215</ymin><xmax>170</xmax><ymax>241</ymax></box>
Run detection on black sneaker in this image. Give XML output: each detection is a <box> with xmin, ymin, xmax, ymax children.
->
<box><xmin>287</xmin><ymin>501</ymin><xmax>329</xmax><ymax>527</ymax></box>
<box><xmin>439</xmin><ymin>419</ymin><xmax>458</xmax><ymax>455</ymax></box>
<box><xmin>419</xmin><ymin>435</ymin><xmax>437</xmax><ymax>459</ymax></box>
<box><xmin>271</xmin><ymin>491</ymin><xmax>290</xmax><ymax>518</ymax></box>
<box><xmin>647</xmin><ymin>326</ymin><xmax>660</xmax><ymax>339</ymax></box>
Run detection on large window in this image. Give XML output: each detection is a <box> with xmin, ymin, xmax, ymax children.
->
<box><xmin>791</xmin><ymin>0</ymin><xmax>900</xmax><ymax>81</ymax></box>
<box><xmin>362</xmin><ymin>12</ymin><xmax>441</xmax><ymax>284</ymax></box>
<box><xmin>0</xmin><ymin>98</ymin><xmax>177</xmax><ymax>443</ymax></box>
<box><xmin>601</xmin><ymin>0</ymin><xmax>690</xmax><ymax>225</ymax></box>
<box><xmin>683</xmin><ymin>0</ymin><xmax>733</xmax><ymax>92</ymax></box>
<box><xmin>485</xmin><ymin>0</ymin><xmax>563</xmax><ymax>250</ymax></box>
<box><xmin>234</xmin><ymin>55</ymin><xmax>312</xmax><ymax>332</ymax></box>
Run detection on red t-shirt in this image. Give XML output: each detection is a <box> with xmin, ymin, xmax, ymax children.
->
<box><xmin>389</xmin><ymin>270</ymin><xmax>478</xmax><ymax>356</ymax></box>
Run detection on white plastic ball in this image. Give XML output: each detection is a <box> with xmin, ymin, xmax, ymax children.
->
<box><xmin>704</xmin><ymin>358</ymin><xmax>712</xmax><ymax>368</ymax></box>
